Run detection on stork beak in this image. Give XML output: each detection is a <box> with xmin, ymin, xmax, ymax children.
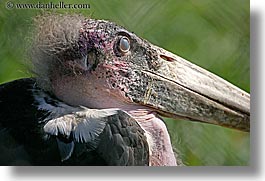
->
<box><xmin>132</xmin><ymin>45</ymin><xmax>250</xmax><ymax>132</ymax></box>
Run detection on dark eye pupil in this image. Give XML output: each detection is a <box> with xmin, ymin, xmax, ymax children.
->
<box><xmin>119</xmin><ymin>37</ymin><xmax>130</xmax><ymax>53</ymax></box>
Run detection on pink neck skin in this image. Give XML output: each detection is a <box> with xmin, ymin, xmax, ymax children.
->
<box><xmin>128</xmin><ymin>110</ymin><xmax>177</xmax><ymax>166</ymax></box>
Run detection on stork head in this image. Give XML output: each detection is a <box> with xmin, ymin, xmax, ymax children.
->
<box><xmin>32</xmin><ymin>14</ymin><xmax>250</xmax><ymax>133</ymax></box>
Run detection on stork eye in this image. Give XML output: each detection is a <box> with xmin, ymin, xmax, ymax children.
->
<box><xmin>118</xmin><ymin>36</ymin><xmax>130</xmax><ymax>53</ymax></box>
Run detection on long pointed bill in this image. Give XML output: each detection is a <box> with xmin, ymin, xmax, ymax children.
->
<box><xmin>130</xmin><ymin>45</ymin><xmax>250</xmax><ymax>132</ymax></box>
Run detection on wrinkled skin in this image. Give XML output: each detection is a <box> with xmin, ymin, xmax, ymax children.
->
<box><xmin>50</xmin><ymin>19</ymin><xmax>155</xmax><ymax>110</ymax></box>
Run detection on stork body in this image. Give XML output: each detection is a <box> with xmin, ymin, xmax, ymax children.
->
<box><xmin>0</xmin><ymin>14</ymin><xmax>250</xmax><ymax>166</ymax></box>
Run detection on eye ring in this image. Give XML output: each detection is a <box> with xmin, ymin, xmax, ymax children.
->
<box><xmin>118</xmin><ymin>36</ymin><xmax>130</xmax><ymax>53</ymax></box>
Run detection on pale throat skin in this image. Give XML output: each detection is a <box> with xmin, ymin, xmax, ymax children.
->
<box><xmin>51</xmin><ymin>73</ymin><xmax>177</xmax><ymax>166</ymax></box>
<box><xmin>129</xmin><ymin>110</ymin><xmax>177</xmax><ymax>166</ymax></box>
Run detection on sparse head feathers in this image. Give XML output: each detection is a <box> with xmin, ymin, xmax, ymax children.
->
<box><xmin>31</xmin><ymin>13</ymin><xmax>85</xmax><ymax>91</ymax></box>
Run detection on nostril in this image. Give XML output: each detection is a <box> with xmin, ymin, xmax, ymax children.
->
<box><xmin>160</xmin><ymin>55</ymin><xmax>175</xmax><ymax>62</ymax></box>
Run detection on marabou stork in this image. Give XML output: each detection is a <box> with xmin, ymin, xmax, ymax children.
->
<box><xmin>0</xmin><ymin>14</ymin><xmax>250</xmax><ymax>166</ymax></box>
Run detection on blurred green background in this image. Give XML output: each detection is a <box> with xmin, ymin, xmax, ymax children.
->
<box><xmin>0</xmin><ymin>0</ymin><xmax>249</xmax><ymax>165</ymax></box>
